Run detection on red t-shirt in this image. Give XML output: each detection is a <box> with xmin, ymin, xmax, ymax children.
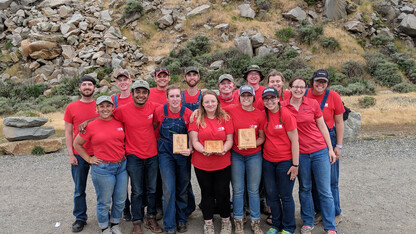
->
<box><xmin>64</xmin><ymin>100</ymin><xmax>99</xmax><ymax>155</ymax></box>
<box><xmin>148</xmin><ymin>88</ymin><xmax>167</xmax><ymax>106</ymax></box>
<box><xmin>224</xmin><ymin>105</ymin><xmax>265</xmax><ymax>155</ymax></box>
<box><xmin>154</xmin><ymin>105</ymin><xmax>192</xmax><ymax>128</ymax></box>
<box><xmin>188</xmin><ymin>116</ymin><xmax>234</xmax><ymax>171</ymax></box>
<box><xmin>113</xmin><ymin>101</ymin><xmax>157</xmax><ymax>159</ymax></box>
<box><xmin>305</xmin><ymin>89</ymin><xmax>345</xmax><ymax>129</ymax></box>
<box><xmin>111</xmin><ymin>93</ymin><xmax>132</xmax><ymax>108</ymax></box>
<box><xmin>183</xmin><ymin>89</ymin><xmax>200</xmax><ymax>103</ymax></box>
<box><xmin>219</xmin><ymin>93</ymin><xmax>239</xmax><ymax>108</ymax></box>
<box><xmin>281</xmin><ymin>97</ymin><xmax>327</xmax><ymax>154</ymax></box>
<box><xmin>263</xmin><ymin>107</ymin><xmax>297</xmax><ymax>162</ymax></box>
<box><xmin>79</xmin><ymin>118</ymin><xmax>125</xmax><ymax>161</ymax></box>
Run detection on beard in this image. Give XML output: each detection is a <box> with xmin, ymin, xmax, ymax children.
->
<box><xmin>80</xmin><ymin>89</ymin><xmax>94</xmax><ymax>97</ymax></box>
<box><xmin>186</xmin><ymin>79</ymin><xmax>199</xmax><ymax>88</ymax></box>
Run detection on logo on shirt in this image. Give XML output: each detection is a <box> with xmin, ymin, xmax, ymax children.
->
<box><xmin>249</xmin><ymin>125</ymin><xmax>258</xmax><ymax>129</ymax></box>
<box><xmin>218</xmin><ymin>127</ymin><xmax>225</xmax><ymax>131</ymax></box>
<box><xmin>148</xmin><ymin>114</ymin><xmax>153</xmax><ymax>119</ymax></box>
<box><xmin>325</xmin><ymin>103</ymin><xmax>328</xmax><ymax>108</ymax></box>
<box><xmin>117</xmin><ymin>127</ymin><xmax>123</xmax><ymax>131</ymax></box>
<box><xmin>273</xmin><ymin>124</ymin><xmax>283</xmax><ymax>129</ymax></box>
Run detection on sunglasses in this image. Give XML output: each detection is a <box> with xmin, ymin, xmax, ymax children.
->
<box><xmin>155</xmin><ymin>67</ymin><xmax>168</xmax><ymax>72</ymax></box>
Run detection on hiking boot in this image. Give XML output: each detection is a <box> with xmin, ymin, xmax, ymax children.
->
<box><xmin>72</xmin><ymin>220</ymin><xmax>86</xmax><ymax>233</ymax></box>
<box><xmin>203</xmin><ymin>222</ymin><xmax>215</xmax><ymax>234</ymax></box>
<box><xmin>220</xmin><ymin>219</ymin><xmax>232</xmax><ymax>234</ymax></box>
<box><xmin>314</xmin><ymin>213</ymin><xmax>322</xmax><ymax>225</ymax></box>
<box><xmin>300</xmin><ymin>225</ymin><xmax>314</xmax><ymax>234</ymax></box>
<box><xmin>335</xmin><ymin>215</ymin><xmax>343</xmax><ymax>225</ymax></box>
<box><xmin>251</xmin><ymin>220</ymin><xmax>263</xmax><ymax>234</ymax></box>
<box><xmin>101</xmin><ymin>227</ymin><xmax>112</xmax><ymax>234</ymax></box>
<box><xmin>145</xmin><ymin>217</ymin><xmax>163</xmax><ymax>233</ymax></box>
<box><xmin>177</xmin><ymin>223</ymin><xmax>187</xmax><ymax>233</ymax></box>
<box><xmin>234</xmin><ymin>219</ymin><xmax>245</xmax><ymax>234</ymax></box>
<box><xmin>111</xmin><ymin>224</ymin><xmax>123</xmax><ymax>234</ymax></box>
<box><xmin>133</xmin><ymin>220</ymin><xmax>143</xmax><ymax>234</ymax></box>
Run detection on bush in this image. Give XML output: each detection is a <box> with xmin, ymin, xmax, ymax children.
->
<box><xmin>4</xmin><ymin>40</ymin><xmax>13</xmax><ymax>51</ymax></box>
<box><xmin>320</xmin><ymin>37</ymin><xmax>340</xmax><ymax>51</ymax></box>
<box><xmin>370</xmin><ymin>35</ymin><xmax>391</xmax><ymax>48</ymax></box>
<box><xmin>51</xmin><ymin>77</ymin><xmax>80</xmax><ymax>96</ymax></box>
<box><xmin>330</xmin><ymin>85</ymin><xmax>353</xmax><ymax>96</ymax></box>
<box><xmin>0</xmin><ymin>97</ymin><xmax>14</xmax><ymax>115</ymax></box>
<box><xmin>146</xmin><ymin>77</ymin><xmax>157</xmax><ymax>88</ymax></box>
<box><xmin>205</xmin><ymin>69</ymin><xmax>227</xmax><ymax>90</ymax></box>
<box><xmin>347</xmin><ymin>82</ymin><xmax>366</xmax><ymax>95</ymax></box>
<box><xmin>96</xmin><ymin>67</ymin><xmax>113</xmax><ymax>81</ymax></box>
<box><xmin>380</xmin><ymin>42</ymin><xmax>398</xmax><ymax>56</ymax></box>
<box><xmin>38</xmin><ymin>95</ymin><xmax>71</xmax><ymax>113</ymax></box>
<box><xmin>296</xmin><ymin>24</ymin><xmax>323</xmax><ymax>45</ymax></box>
<box><xmin>342</xmin><ymin>60</ymin><xmax>364</xmax><ymax>79</ymax></box>
<box><xmin>31</xmin><ymin>146</ymin><xmax>45</xmax><ymax>156</ymax></box>
<box><xmin>304</xmin><ymin>0</ymin><xmax>317</xmax><ymax>5</ymax></box>
<box><xmin>123</xmin><ymin>0</ymin><xmax>143</xmax><ymax>18</ymax></box>
<box><xmin>358</xmin><ymin>96</ymin><xmax>376</xmax><ymax>108</ymax></box>
<box><xmin>364</xmin><ymin>53</ymin><xmax>386</xmax><ymax>75</ymax></box>
<box><xmin>185</xmin><ymin>36</ymin><xmax>211</xmax><ymax>57</ymax></box>
<box><xmin>392</xmin><ymin>82</ymin><xmax>413</xmax><ymax>93</ymax></box>
<box><xmin>372</xmin><ymin>62</ymin><xmax>402</xmax><ymax>87</ymax></box>
<box><xmin>390</xmin><ymin>52</ymin><xmax>416</xmax><ymax>74</ymax></box>
<box><xmin>293</xmin><ymin>67</ymin><xmax>314</xmax><ymax>81</ymax></box>
<box><xmin>275</xmin><ymin>27</ymin><xmax>294</xmax><ymax>43</ymax></box>
<box><xmin>251</xmin><ymin>53</ymin><xmax>279</xmax><ymax>74</ymax></box>
<box><xmin>256</xmin><ymin>0</ymin><xmax>271</xmax><ymax>10</ymax></box>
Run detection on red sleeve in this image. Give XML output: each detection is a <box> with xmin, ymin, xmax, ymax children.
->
<box><xmin>188</xmin><ymin>116</ymin><xmax>198</xmax><ymax>132</ymax></box>
<box><xmin>258</xmin><ymin>111</ymin><xmax>266</xmax><ymax>131</ymax></box>
<box><xmin>113</xmin><ymin>107</ymin><xmax>123</xmax><ymax>122</ymax></box>
<box><xmin>311</xmin><ymin>99</ymin><xmax>323</xmax><ymax>119</ymax></box>
<box><xmin>63</xmin><ymin>104</ymin><xmax>73</xmax><ymax>123</ymax></box>
<box><xmin>331</xmin><ymin>91</ymin><xmax>345</xmax><ymax>115</ymax></box>
<box><xmin>224</xmin><ymin>118</ymin><xmax>234</xmax><ymax>135</ymax></box>
<box><xmin>281</xmin><ymin>107</ymin><xmax>297</xmax><ymax>132</ymax></box>
<box><xmin>153</xmin><ymin>106</ymin><xmax>163</xmax><ymax>125</ymax></box>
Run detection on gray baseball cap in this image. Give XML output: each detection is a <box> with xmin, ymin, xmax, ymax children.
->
<box><xmin>96</xmin><ymin>96</ymin><xmax>114</xmax><ymax>105</ymax></box>
<box><xmin>131</xmin><ymin>80</ymin><xmax>150</xmax><ymax>91</ymax></box>
<box><xmin>185</xmin><ymin>66</ymin><xmax>199</xmax><ymax>75</ymax></box>
<box><xmin>238</xmin><ymin>85</ymin><xmax>255</xmax><ymax>96</ymax></box>
<box><xmin>218</xmin><ymin>74</ymin><xmax>234</xmax><ymax>83</ymax></box>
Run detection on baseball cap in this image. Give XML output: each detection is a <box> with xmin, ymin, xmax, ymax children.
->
<box><xmin>243</xmin><ymin>65</ymin><xmax>264</xmax><ymax>80</ymax></box>
<box><xmin>155</xmin><ymin>67</ymin><xmax>169</xmax><ymax>77</ymax></box>
<box><xmin>131</xmin><ymin>80</ymin><xmax>150</xmax><ymax>91</ymax></box>
<box><xmin>78</xmin><ymin>75</ymin><xmax>96</xmax><ymax>86</ymax></box>
<box><xmin>185</xmin><ymin>66</ymin><xmax>199</xmax><ymax>75</ymax></box>
<box><xmin>313</xmin><ymin>69</ymin><xmax>329</xmax><ymax>82</ymax></box>
<box><xmin>262</xmin><ymin>87</ymin><xmax>279</xmax><ymax>99</ymax></box>
<box><xmin>116</xmin><ymin>69</ymin><xmax>130</xmax><ymax>79</ymax></box>
<box><xmin>96</xmin><ymin>96</ymin><xmax>113</xmax><ymax>105</ymax></box>
<box><xmin>218</xmin><ymin>74</ymin><xmax>234</xmax><ymax>83</ymax></box>
<box><xmin>238</xmin><ymin>85</ymin><xmax>255</xmax><ymax>96</ymax></box>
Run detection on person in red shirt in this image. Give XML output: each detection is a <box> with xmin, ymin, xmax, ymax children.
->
<box><xmin>242</xmin><ymin>65</ymin><xmax>266</xmax><ymax>110</ymax></box>
<box><xmin>265</xmin><ymin>69</ymin><xmax>291</xmax><ymax>102</ymax></box>
<box><xmin>261</xmin><ymin>87</ymin><xmax>299</xmax><ymax>234</ymax></box>
<box><xmin>153</xmin><ymin>84</ymin><xmax>193</xmax><ymax>233</ymax></box>
<box><xmin>112</xmin><ymin>69</ymin><xmax>133</xmax><ymax>108</ymax></box>
<box><xmin>224</xmin><ymin>85</ymin><xmax>265</xmax><ymax>234</ymax></box>
<box><xmin>306</xmin><ymin>69</ymin><xmax>345</xmax><ymax>225</ymax></box>
<box><xmin>113</xmin><ymin>80</ymin><xmax>162</xmax><ymax>234</ymax></box>
<box><xmin>73</xmin><ymin>96</ymin><xmax>127</xmax><ymax>234</ymax></box>
<box><xmin>189</xmin><ymin>90</ymin><xmax>234</xmax><ymax>234</ymax></box>
<box><xmin>182</xmin><ymin>66</ymin><xmax>202</xmax><ymax>111</ymax></box>
<box><xmin>218</xmin><ymin>74</ymin><xmax>239</xmax><ymax>108</ymax></box>
<box><xmin>148</xmin><ymin>67</ymin><xmax>171</xmax><ymax>106</ymax></box>
<box><xmin>281</xmin><ymin>77</ymin><xmax>337</xmax><ymax>234</ymax></box>
<box><xmin>64</xmin><ymin>75</ymin><xmax>99</xmax><ymax>232</ymax></box>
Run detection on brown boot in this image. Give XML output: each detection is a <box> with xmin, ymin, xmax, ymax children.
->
<box><xmin>133</xmin><ymin>220</ymin><xmax>143</xmax><ymax>234</ymax></box>
<box><xmin>145</xmin><ymin>216</ymin><xmax>163</xmax><ymax>233</ymax></box>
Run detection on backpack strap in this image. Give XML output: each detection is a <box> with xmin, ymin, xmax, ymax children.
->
<box><xmin>163</xmin><ymin>104</ymin><xmax>169</xmax><ymax>117</ymax></box>
<box><xmin>114</xmin><ymin>94</ymin><xmax>119</xmax><ymax>109</ymax></box>
<box><xmin>304</xmin><ymin>88</ymin><xmax>309</xmax><ymax>97</ymax></box>
<box><xmin>320</xmin><ymin>89</ymin><xmax>330</xmax><ymax>111</ymax></box>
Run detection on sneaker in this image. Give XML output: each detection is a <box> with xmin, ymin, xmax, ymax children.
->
<box><xmin>266</xmin><ymin>228</ymin><xmax>277</xmax><ymax>234</ymax></box>
<box><xmin>203</xmin><ymin>222</ymin><xmax>215</xmax><ymax>234</ymax></box>
<box><xmin>251</xmin><ymin>220</ymin><xmax>263</xmax><ymax>234</ymax></box>
<box><xmin>72</xmin><ymin>220</ymin><xmax>86</xmax><ymax>233</ymax></box>
<box><xmin>111</xmin><ymin>224</ymin><xmax>123</xmax><ymax>234</ymax></box>
<box><xmin>301</xmin><ymin>225</ymin><xmax>314</xmax><ymax>234</ymax></box>
<box><xmin>281</xmin><ymin>230</ymin><xmax>293</xmax><ymax>234</ymax></box>
<box><xmin>335</xmin><ymin>215</ymin><xmax>343</xmax><ymax>225</ymax></box>
<box><xmin>327</xmin><ymin>230</ymin><xmax>337</xmax><ymax>234</ymax></box>
<box><xmin>177</xmin><ymin>223</ymin><xmax>187</xmax><ymax>233</ymax></box>
<box><xmin>234</xmin><ymin>219</ymin><xmax>244</xmax><ymax>234</ymax></box>
<box><xmin>101</xmin><ymin>228</ymin><xmax>112</xmax><ymax>234</ymax></box>
<box><xmin>220</xmin><ymin>219</ymin><xmax>232</xmax><ymax>234</ymax></box>
<box><xmin>314</xmin><ymin>213</ymin><xmax>322</xmax><ymax>225</ymax></box>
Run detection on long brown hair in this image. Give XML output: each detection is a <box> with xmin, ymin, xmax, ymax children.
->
<box><xmin>192</xmin><ymin>90</ymin><xmax>230</xmax><ymax>128</ymax></box>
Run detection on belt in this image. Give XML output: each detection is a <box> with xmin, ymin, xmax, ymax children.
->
<box><xmin>101</xmin><ymin>156</ymin><xmax>126</xmax><ymax>164</ymax></box>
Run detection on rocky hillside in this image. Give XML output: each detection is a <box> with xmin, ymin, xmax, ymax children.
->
<box><xmin>0</xmin><ymin>0</ymin><xmax>416</xmax><ymax>106</ymax></box>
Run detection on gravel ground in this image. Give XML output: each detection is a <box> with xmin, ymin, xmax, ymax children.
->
<box><xmin>1</xmin><ymin>136</ymin><xmax>415</xmax><ymax>234</ymax></box>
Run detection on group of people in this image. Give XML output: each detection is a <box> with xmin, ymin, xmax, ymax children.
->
<box><xmin>64</xmin><ymin>64</ymin><xmax>345</xmax><ymax>234</ymax></box>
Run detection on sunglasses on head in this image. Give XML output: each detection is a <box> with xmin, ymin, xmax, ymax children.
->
<box><xmin>155</xmin><ymin>67</ymin><xmax>168</xmax><ymax>72</ymax></box>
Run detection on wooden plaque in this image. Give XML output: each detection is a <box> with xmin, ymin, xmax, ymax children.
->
<box><xmin>238</xmin><ymin>128</ymin><xmax>257</xmax><ymax>149</ymax></box>
<box><xmin>204</xmin><ymin>140</ymin><xmax>224</xmax><ymax>153</ymax></box>
<box><xmin>173</xmin><ymin>134</ymin><xmax>188</xmax><ymax>154</ymax></box>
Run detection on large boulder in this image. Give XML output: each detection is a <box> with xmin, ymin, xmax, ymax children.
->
<box><xmin>20</xmin><ymin>40</ymin><xmax>62</xmax><ymax>60</ymax></box>
<box><xmin>399</xmin><ymin>14</ymin><xmax>416</xmax><ymax>37</ymax></box>
<box><xmin>157</xmin><ymin>14</ymin><xmax>174</xmax><ymax>29</ymax></box>
<box><xmin>251</xmin><ymin>33</ymin><xmax>265</xmax><ymax>48</ymax></box>
<box><xmin>0</xmin><ymin>0</ymin><xmax>13</xmax><ymax>10</ymax></box>
<box><xmin>0</xmin><ymin>138</ymin><xmax>63</xmax><ymax>155</ymax></box>
<box><xmin>238</xmin><ymin>3</ymin><xmax>255</xmax><ymax>19</ymax></box>
<box><xmin>283</xmin><ymin>7</ymin><xmax>307</xmax><ymax>21</ymax></box>
<box><xmin>344</xmin><ymin>110</ymin><xmax>361</xmax><ymax>142</ymax></box>
<box><xmin>325</xmin><ymin>0</ymin><xmax>347</xmax><ymax>20</ymax></box>
<box><xmin>234</xmin><ymin>36</ymin><xmax>253</xmax><ymax>58</ymax></box>
<box><xmin>3</xmin><ymin>126</ymin><xmax>55</xmax><ymax>142</ymax></box>
<box><xmin>187</xmin><ymin>4</ymin><xmax>210</xmax><ymax>17</ymax></box>
<box><xmin>344</xmin><ymin>20</ymin><xmax>365</xmax><ymax>33</ymax></box>
<box><xmin>3</xmin><ymin>117</ymin><xmax>48</xmax><ymax>128</ymax></box>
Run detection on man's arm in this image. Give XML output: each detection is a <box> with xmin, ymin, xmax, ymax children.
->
<box><xmin>65</xmin><ymin>122</ymin><xmax>78</xmax><ymax>165</ymax></box>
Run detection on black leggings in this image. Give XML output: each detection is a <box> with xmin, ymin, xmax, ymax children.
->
<box><xmin>195</xmin><ymin>166</ymin><xmax>231</xmax><ymax>220</ymax></box>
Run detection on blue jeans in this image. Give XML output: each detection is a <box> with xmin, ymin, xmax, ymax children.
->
<box><xmin>313</xmin><ymin>129</ymin><xmax>341</xmax><ymax>216</ymax></box>
<box><xmin>126</xmin><ymin>154</ymin><xmax>159</xmax><ymax>222</ymax></box>
<box><xmin>159</xmin><ymin>152</ymin><xmax>191</xmax><ymax>231</ymax></box>
<box><xmin>262</xmin><ymin>159</ymin><xmax>296</xmax><ymax>233</ymax></box>
<box><xmin>298</xmin><ymin>147</ymin><xmax>336</xmax><ymax>232</ymax></box>
<box><xmin>71</xmin><ymin>154</ymin><xmax>90</xmax><ymax>221</ymax></box>
<box><xmin>231</xmin><ymin>150</ymin><xmax>262</xmax><ymax>220</ymax></box>
<box><xmin>91</xmin><ymin>160</ymin><xmax>127</xmax><ymax>229</ymax></box>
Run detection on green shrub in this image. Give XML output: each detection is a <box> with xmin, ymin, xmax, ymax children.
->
<box><xmin>0</xmin><ymin>97</ymin><xmax>14</xmax><ymax>115</ymax></box>
<box><xmin>186</xmin><ymin>36</ymin><xmax>211</xmax><ymax>57</ymax></box>
<box><xmin>279</xmin><ymin>47</ymin><xmax>299</xmax><ymax>60</ymax></box>
<box><xmin>256</xmin><ymin>0</ymin><xmax>271</xmax><ymax>10</ymax></box>
<box><xmin>146</xmin><ymin>77</ymin><xmax>157</xmax><ymax>88</ymax></box>
<box><xmin>275</xmin><ymin>27</ymin><xmax>294</xmax><ymax>43</ymax></box>
<box><xmin>347</xmin><ymin>82</ymin><xmax>366</xmax><ymax>95</ymax></box>
<box><xmin>251</xmin><ymin>53</ymin><xmax>279</xmax><ymax>74</ymax></box>
<box><xmin>370</xmin><ymin>34</ymin><xmax>391</xmax><ymax>48</ymax></box>
<box><xmin>341</xmin><ymin>60</ymin><xmax>364</xmax><ymax>79</ymax></box>
<box><xmin>330</xmin><ymin>85</ymin><xmax>353</xmax><ymax>96</ymax></box>
<box><xmin>38</xmin><ymin>95</ymin><xmax>71</xmax><ymax>113</ymax></box>
<box><xmin>320</xmin><ymin>37</ymin><xmax>340</xmax><ymax>51</ymax></box>
<box><xmin>392</xmin><ymin>82</ymin><xmax>412</xmax><ymax>93</ymax></box>
<box><xmin>123</xmin><ymin>0</ymin><xmax>143</xmax><ymax>18</ymax></box>
<box><xmin>390</xmin><ymin>52</ymin><xmax>416</xmax><ymax>74</ymax></box>
<box><xmin>372</xmin><ymin>62</ymin><xmax>402</xmax><ymax>87</ymax></box>
<box><xmin>4</xmin><ymin>40</ymin><xmax>13</xmax><ymax>51</ymax></box>
<box><xmin>380</xmin><ymin>42</ymin><xmax>398</xmax><ymax>55</ymax></box>
<box><xmin>364</xmin><ymin>53</ymin><xmax>386</xmax><ymax>75</ymax></box>
<box><xmin>51</xmin><ymin>77</ymin><xmax>80</xmax><ymax>96</ymax></box>
<box><xmin>96</xmin><ymin>67</ymin><xmax>113</xmax><ymax>81</ymax></box>
<box><xmin>304</xmin><ymin>0</ymin><xmax>316</xmax><ymax>5</ymax></box>
<box><xmin>358</xmin><ymin>96</ymin><xmax>376</xmax><ymax>108</ymax></box>
<box><xmin>205</xmin><ymin>69</ymin><xmax>227</xmax><ymax>90</ymax></box>
<box><xmin>31</xmin><ymin>146</ymin><xmax>45</xmax><ymax>156</ymax></box>
<box><xmin>407</xmin><ymin>69</ymin><xmax>416</xmax><ymax>84</ymax></box>
<box><xmin>296</xmin><ymin>24</ymin><xmax>323</xmax><ymax>45</ymax></box>
<box><xmin>332</xmin><ymin>73</ymin><xmax>347</xmax><ymax>85</ymax></box>
<box><xmin>293</xmin><ymin>67</ymin><xmax>314</xmax><ymax>81</ymax></box>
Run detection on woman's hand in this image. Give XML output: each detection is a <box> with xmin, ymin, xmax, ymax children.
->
<box><xmin>89</xmin><ymin>156</ymin><xmax>103</xmax><ymax>165</ymax></box>
<box><xmin>202</xmin><ymin>150</ymin><xmax>213</xmax><ymax>157</ymax></box>
<box><xmin>334</xmin><ymin>147</ymin><xmax>341</xmax><ymax>161</ymax></box>
<box><xmin>329</xmin><ymin>149</ymin><xmax>336</xmax><ymax>164</ymax></box>
<box><xmin>180</xmin><ymin>149</ymin><xmax>192</xmax><ymax>157</ymax></box>
<box><xmin>287</xmin><ymin>166</ymin><xmax>298</xmax><ymax>180</ymax></box>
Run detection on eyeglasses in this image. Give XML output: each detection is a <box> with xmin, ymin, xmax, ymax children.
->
<box><xmin>314</xmin><ymin>80</ymin><xmax>328</xmax><ymax>84</ymax></box>
<box><xmin>291</xmin><ymin>86</ymin><xmax>306</xmax><ymax>90</ymax></box>
<box><xmin>155</xmin><ymin>67</ymin><xmax>168</xmax><ymax>72</ymax></box>
<box><xmin>263</xmin><ymin>96</ymin><xmax>277</xmax><ymax>102</ymax></box>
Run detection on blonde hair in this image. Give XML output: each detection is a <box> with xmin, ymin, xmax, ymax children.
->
<box><xmin>191</xmin><ymin>90</ymin><xmax>230</xmax><ymax>128</ymax></box>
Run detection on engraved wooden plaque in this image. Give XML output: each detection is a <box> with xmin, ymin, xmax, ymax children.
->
<box><xmin>238</xmin><ymin>128</ymin><xmax>257</xmax><ymax>149</ymax></box>
<box><xmin>173</xmin><ymin>134</ymin><xmax>188</xmax><ymax>154</ymax></box>
<box><xmin>204</xmin><ymin>140</ymin><xmax>223</xmax><ymax>153</ymax></box>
